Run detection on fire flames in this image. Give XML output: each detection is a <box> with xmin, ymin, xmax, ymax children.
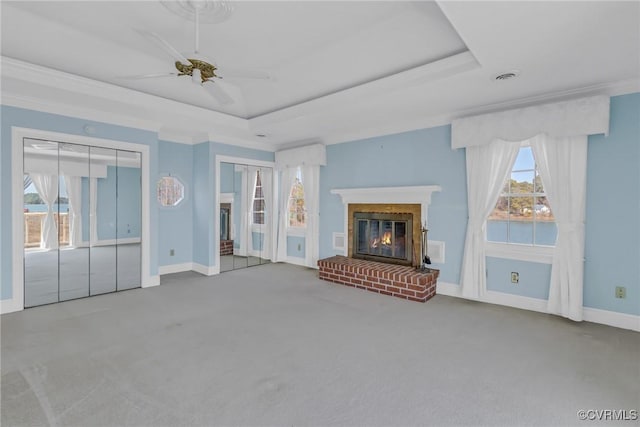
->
<box><xmin>371</xmin><ymin>231</ymin><xmax>392</xmax><ymax>249</ymax></box>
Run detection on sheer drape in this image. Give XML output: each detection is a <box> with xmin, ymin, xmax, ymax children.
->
<box><xmin>247</xmin><ymin>167</ymin><xmax>259</xmax><ymax>255</ymax></box>
<box><xmin>530</xmin><ymin>134</ymin><xmax>588</xmax><ymax>321</ymax></box>
<box><xmin>63</xmin><ymin>175</ymin><xmax>82</xmax><ymax>247</ymax></box>
<box><xmin>302</xmin><ymin>165</ymin><xmax>320</xmax><ymax>268</ymax></box>
<box><xmin>460</xmin><ymin>140</ymin><xmax>520</xmax><ymax>298</ymax></box>
<box><xmin>275</xmin><ymin>168</ymin><xmax>296</xmax><ymax>262</ymax></box>
<box><xmin>261</xmin><ymin>168</ymin><xmax>273</xmax><ymax>260</ymax></box>
<box><xmin>30</xmin><ymin>174</ymin><xmax>59</xmax><ymax>250</ymax></box>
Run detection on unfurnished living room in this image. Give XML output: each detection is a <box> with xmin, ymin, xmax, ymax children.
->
<box><xmin>1</xmin><ymin>1</ymin><xmax>639</xmax><ymax>426</ymax></box>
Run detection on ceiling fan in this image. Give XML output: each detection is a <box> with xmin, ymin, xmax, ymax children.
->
<box><xmin>121</xmin><ymin>1</ymin><xmax>270</xmax><ymax>105</ymax></box>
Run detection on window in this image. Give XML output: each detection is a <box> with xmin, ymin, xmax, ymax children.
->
<box><xmin>157</xmin><ymin>176</ymin><xmax>184</xmax><ymax>207</ymax></box>
<box><xmin>252</xmin><ymin>170</ymin><xmax>265</xmax><ymax>225</ymax></box>
<box><xmin>487</xmin><ymin>147</ymin><xmax>557</xmax><ymax>246</ymax></box>
<box><xmin>288</xmin><ymin>167</ymin><xmax>306</xmax><ymax>228</ymax></box>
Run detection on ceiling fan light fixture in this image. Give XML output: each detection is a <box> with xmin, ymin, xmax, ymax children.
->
<box><xmin>192</xmin><ymin>68</ymin><xmax>202</xmax><ymax>84</ymax></box>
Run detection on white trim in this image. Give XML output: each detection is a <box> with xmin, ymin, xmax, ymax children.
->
<box><xmin>192</xmin><ymin>263</ymin><xmax>217</xmax><ymax>276</ymax></box>
<box><xmin>286</xmin><ymin>227</ymin><xmax>307</xmax><ymax>237</ymax></box>
<box><xmin>332</xmin><ymin>232</ymin><xmax>345</xmax><ymax>251</ymax></box>
<box><xmin>583</xmin><ymin>307</ymin><xmax>640</xmax><ymax>332</ymax></box>
<box><xmin>158</xmin><ymin>262</ymin><xmax>194</xmax><ymax>276</ymax></box>
<box><xmin>8</xmin><ymin>127</ymin><xmax>152</xmax><ymax>311</ymax></box>
<box><xmin>436</xmin><ymin>281</ymin><xmax>640</xmax><ymax>332</ymax></box>
<box><xmin>144</xmin><ymin>275</ymin><xmax>160</xmax><ymax>288</ymax></box>
<box><xmin>485</xmin><ymin>242</ymin><xmax>554</xmax><ymax>264</ymax></box>
<box><xmin>331</xmin><ymin>185</ymin><xmax>442</xmax><ymax>257</ymax></box>
<box><xmin>215</xmin><ymin>155</ymin><xmax>276</xmax><ymax>274</ymax></box>
<box><xmin>88</xmin><ymin>238</ymin><xmax>142</xmax><ymax>247</ymax></box>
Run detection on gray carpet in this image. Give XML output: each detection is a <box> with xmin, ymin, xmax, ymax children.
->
<box><xmin>2</xmin><ymin>263</ymin><xmax>639</xmax><ymax>426</ymax></box>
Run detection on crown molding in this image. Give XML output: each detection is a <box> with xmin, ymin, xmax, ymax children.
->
<box><xmin>1</xmin><ymin>92</ymin><xmax>162</xmax><ymax>133</ymax></box>
<box><xmin>320</xmin><ymin>78</ymin><xmax>640</xmax><ymax>147</ymax></box>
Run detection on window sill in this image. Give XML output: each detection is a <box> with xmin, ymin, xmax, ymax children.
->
<box><xmin>485</xmin><ymin>242</ymin><xmax>554</xmax><ymax>264</ymax></box>
<box><xmin>287</xmin><ymin>227</ymin><xmax>307</xmax><ymax>237</ymax></box>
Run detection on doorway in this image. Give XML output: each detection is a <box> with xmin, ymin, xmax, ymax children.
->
<box><xmin>218</xmin><ymin>160</ymin><xmax>274</xmax><ymax>273</ymax></box>
<box><xmin>22</xmin><ymin>138</ymin><xmax>142</xmax><ymax>307</ymax></box>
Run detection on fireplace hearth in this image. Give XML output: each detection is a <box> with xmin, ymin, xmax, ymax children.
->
<box><xmin>353</xmin><ymin>212</ymin><xmax>412</xmax><ymax>266</ymax></box>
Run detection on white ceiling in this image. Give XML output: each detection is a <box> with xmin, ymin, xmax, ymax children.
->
<box><xmin>2</xmin><ymin>1</ymin><xmax>639</xmax><ymax>149</ymax></box>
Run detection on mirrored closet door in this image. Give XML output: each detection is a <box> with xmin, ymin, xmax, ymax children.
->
<box><xmin>23</xmin><ymin>138</ymin><xmax>142</xmax><ymax>308</ymax></box>
<box><xmin>219</xmin><ymin>161</ymin><xmax>273</xmax><ymax>273</ymax></box>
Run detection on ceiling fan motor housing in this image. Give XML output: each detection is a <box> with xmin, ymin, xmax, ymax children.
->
<box><xmin>175</xmin><ymin>59</ymin><xmax>219</xmax><ymax>82</ymax></box>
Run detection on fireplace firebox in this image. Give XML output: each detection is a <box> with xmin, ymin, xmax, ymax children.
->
<box><xmin>352</xmin><ymin>212</ymin><xmax>413</xmax><ymax>266</ymax></box>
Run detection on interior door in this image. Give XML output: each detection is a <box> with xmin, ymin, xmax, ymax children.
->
<box><xmin>116</xmin><ymin>150</ymin><xmax>142</xmax><ymax>290</ymax></box>
<box><xmin>89</xmin><ymin>146</ymin><xmax>117</xmax><ymax>296</ymax></box>
<box><xmin>58</xmin><ymin>143</ymin><xmax>90</xmax><ymax>301</ymax></box>
<box><xmin>23</xmin><ymin>138</ymin><xmax>60</xmax><ymax>307</ymax></box>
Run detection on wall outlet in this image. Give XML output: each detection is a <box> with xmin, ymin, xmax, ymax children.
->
<box><xmin>297</xmin><ymin>243</ymin><xmax>302</xmax><ymax>251</ymax></box>
<box><xmin>170</xmin><ymin>249</ymin><xmax>175</xmax><ymax>256</ymax></box>
<box><xmin>511</xmin><ymin>272</ymin><xmax>519</xmax><ymax>284</ymax></box>
<box><xmin>615</xmin><ymin>286</ymin><xmax>626</xmax><ymax>299</ymax></box>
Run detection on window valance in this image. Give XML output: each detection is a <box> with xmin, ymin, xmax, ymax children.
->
<box><xmin>275</xmin><ymin>143</ymin><xmax>326</xmax><ymax>170</ymax></box>
<box><xmin>451</xmin><ymin>95</ymin><xmax>610</xmax><ymax>149</ymax></box>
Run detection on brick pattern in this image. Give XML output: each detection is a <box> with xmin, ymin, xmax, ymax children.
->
<box><xmin>220</xmin><ymin>240</ymin><xmax>234</xmax><ymax>256</ymax></box>
<box><xmin>317</xmin><ymin>256</ymin><xmax>439</xmax><ymax>303</ymax></box>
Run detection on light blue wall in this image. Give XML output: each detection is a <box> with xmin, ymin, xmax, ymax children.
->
<box><xmin>320</xmin><ymin>125</ymin><xmax>468</xmax><ymax>284</ymax></box>
<box><xmin>486</xmin><ymin>257</ymin><xmax>551</xmax><ymax>300</ymax></box>
<box><xmin>318</xmin><ymin>93</ymin><xmax>639</xmax><ymax>316</ymax></box>
<box><xmin>583</xmin><ymin>93</ymin><xmax>639</xmax><ymax>315</ymax></box>
<box><xmin>287</xmin><ymin>236</ymin><xmax>305</xmax><ymax>258</ymax></box>
<box><xmin>192</xmin><ymin>141</ymin><xmax>274</xmax><ymax>268</ymax></box>
<box><xmin>1</xmin><ymin>105</ymin><xmax>159</xmax><ymax>300</ymax></box>
<box><xmin>158</xmin><ymin>141</ymin><xmax>193</xmax><ymax>267</ymax></box>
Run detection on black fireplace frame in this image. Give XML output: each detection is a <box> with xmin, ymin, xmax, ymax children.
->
<box><xmin>352</xmin><ymin>212</ymin><xmax>413</xmax><ymax>266</ymax></box>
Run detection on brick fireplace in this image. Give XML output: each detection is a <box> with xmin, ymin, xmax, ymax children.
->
<box><xmin>319</xmin><ymin>186</ymin><xmax>442</xmax><ymax>302</ymax></box>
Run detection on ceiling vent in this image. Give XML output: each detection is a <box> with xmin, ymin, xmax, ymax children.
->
<box><xmin>493</xmin><ymin>70</ymin><xmax>520</xmax><ymax>82</ymax></box>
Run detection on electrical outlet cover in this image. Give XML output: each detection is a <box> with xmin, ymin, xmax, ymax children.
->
<box><xmin>511</xmin><ymin>272</ymin><xmax>519</xmax><ymax>284</ymax></box>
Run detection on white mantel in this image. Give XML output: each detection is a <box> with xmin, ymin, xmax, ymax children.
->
<box><xmin>330</xmin><ymin>185</ymin><xmax>442</xmax><ymax>258</ymax></box>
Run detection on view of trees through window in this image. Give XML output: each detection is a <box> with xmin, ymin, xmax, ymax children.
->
<box><xmin>288</xmin><ymin>168</ymin><xmax>306</xmax><ymax>227</ymax></box>
<box><xmin>252</xmin><ymin>170</ymin><xmax>265</xmax><ymax>225</ymax></box>
<box><xmin>487</xmin><ymin>147</ymin><xmax>557</xmax><ymax>245</ymax></box>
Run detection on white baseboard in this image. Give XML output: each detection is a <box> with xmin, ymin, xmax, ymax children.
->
<box><xmin>192</xmin><ymin>263</ymin><xmax>217</xmax><ymax>276</ymax></box>
<box><xmin>583</xmin><ymin>307</ymin><xmax>640</xmax><ymax>332</ymax></box>
<box><xmin>159</xmin><ymin>262</ymin><xmax>193</xmax><ymax>275</ymax></box>
<box><xmin>142</xmin><ymin>275</ymin><xmax>160</xmax><ymax>288</ymax></box>
<box><xmin>1</xmin><ymin>298</ymin><xmax>23</xmax><ymax>314</ymax></box>
<box><xmin>436</xmin><ymin>281</ymin><xmax>639</xmax><ymax>332</ymax></box>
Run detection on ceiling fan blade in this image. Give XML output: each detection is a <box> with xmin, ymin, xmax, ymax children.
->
<box><xmin>136</xmin><ymin>29</ymin><xmax>189</xmax><ymax>64</ymax></box>
<box><xmin>202</xmin><ymin>80</ymin><xmax>234</xmax><ymax>105</ymax></box>
<box><xmin>117</xmin><ymin>73</ymin><xmax>177</xmax><ymax>80</ymax></box>
<box><xmin>218</xmin><ymin>67</ymin><xmax>272</xmax><ymax>80</ymax></box>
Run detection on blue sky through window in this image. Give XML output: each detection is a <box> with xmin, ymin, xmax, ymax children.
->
<box><xmin>513</xmin><ymin>146</ymin><xmax>534</xmax><ymax>171</ymax></box>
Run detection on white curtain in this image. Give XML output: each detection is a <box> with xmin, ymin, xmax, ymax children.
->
<box><xmin>261</xmin><ymin>168</ymin><xmax>274</xmax><ymax>261</ymax></box>
<box><xmin>63</xmin><ymin>176</ymin><xmax>82</xmax><ymax>247</ymax></box>
<box><xmin>89</xmin><ymin>178</ymin><xmax>98</xmax><ymax>244</ymax></box>
<box><xmin>275</xmin><ymin>168</ymin><xmax>296</xmax><ymax>262</ymax></box>
<box><xmin>460</xmin><ymin>140</ymin><xmax>520</xmax><ymax>299</ymax></box>
<box><xmin>303</xmin><ymin>164</ymin><xmax>320</xmax><ymax>268</ymax></box>
<box><xmin>247</xmin><ymin>167</ymin><xmax>259</xmax><ymax>255</ymax></box>
<box><xmin>31</xmin><ymin>174</ymin><xmax>59</xmax><ymax>250</ymax></box>
<box><xmin>530</xmin><ymin>134</ymin><xmax>588</xmax><ymax>321</ymax></box>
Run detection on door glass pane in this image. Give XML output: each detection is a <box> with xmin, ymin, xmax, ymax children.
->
<box><xmin>89</xmin><ymin>147</ymin><xmax>117</xmax><ymax>295</ymax></box>
<box><xmin>59</xmin><ymin>143</ymin><xmax>89</xmax><ymax>301</ymax></box>
<box><xmin>116</xmin><ymin>150</ymin><xmax>142</xmax><ymax>291</ymax></box>
<box><xmin>233</xmin><ymin>164</ymin><xmax>248</xmax><ymax>270</ymax></box>
<box><xmin>23</xmin><ymin>138</ymin><xmax>59</xmax><ymax>307</ymax></box>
